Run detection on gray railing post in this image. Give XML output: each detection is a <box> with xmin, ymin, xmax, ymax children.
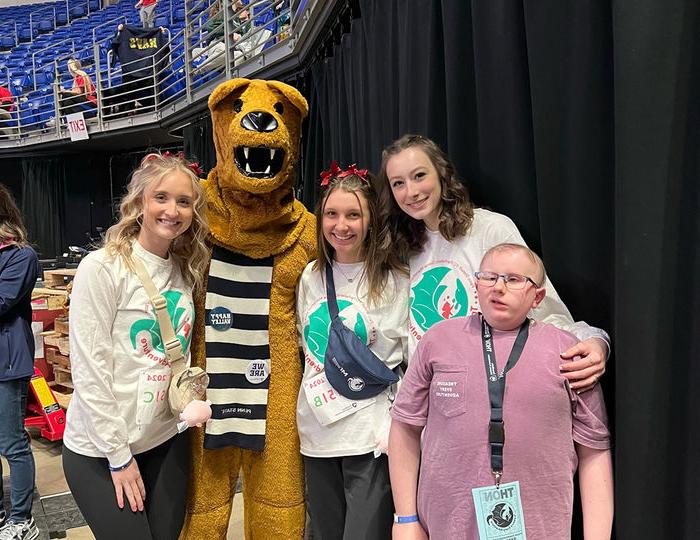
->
<box><xmin>223</xmin><ymin>0</ymin><xmax>231</xmax><ymax>77</ymax></box>
<box><xmin>53</xmin><ymin>62</ymin><xmax>60</xmax><ymax>134</ymax></box>
<box><xmin>94</xmin><ymin>42</ymin><xmax>103</xmax><ymax>130</ymax></box>
<box><xmin>183</xmin><ymin>0</ymin><xmax>192</xmax><ymax>103</ymax></box>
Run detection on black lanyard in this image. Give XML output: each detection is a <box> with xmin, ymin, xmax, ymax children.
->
<box><xmin>481</xmin><ymin>316</ymin><xmax>530</xmax><ymax>487</ymax></box>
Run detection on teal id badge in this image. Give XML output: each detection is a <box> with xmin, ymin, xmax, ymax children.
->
<box><xmin>471</xmin><ymin>481</ymin><xmax>526</xmax><ymax>539</ymax></box>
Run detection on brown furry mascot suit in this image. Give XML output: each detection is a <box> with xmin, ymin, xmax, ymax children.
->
<box><xmin>181</xmin><ymin>78</ymin><xmax>315</xmax><ymax>539</ymax></box>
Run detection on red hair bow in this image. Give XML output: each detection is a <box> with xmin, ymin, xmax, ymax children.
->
<box><xmin>319</xmin><ymin>160</ymin><xmax>342</xmax><ymax>186</ymax></box>
<box><xmin>156</xmin><ymin>151</ymin><xmax>204</xmax><ymax>177</ymax></box>
<box><xmin>338</xmin><ymin>163</ymin><xmax>369</xmax><ymax>182</ymax></box>
<box><xmin>319</xmin><ymin>161</ymin><xmax>369</xmax><ymax>186</ymax></box>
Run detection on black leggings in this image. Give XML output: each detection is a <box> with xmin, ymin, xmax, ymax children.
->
<box><xmin>62</xmin><ymin>434</ymin><xmax>188</xmax><ymax>540</ymax></box>
<box><xmin>60</xmin><ymin>94</ymin><xmax>96</xmax><ymax>116</ymax></box>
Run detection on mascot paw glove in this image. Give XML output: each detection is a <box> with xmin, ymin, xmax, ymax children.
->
<box><xmin>180</xmin><ymin>399</ymin><xmax>212</xmax><ymax>427</ymax></box>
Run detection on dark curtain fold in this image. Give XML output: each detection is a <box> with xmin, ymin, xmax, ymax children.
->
<box><xmin>183</xmin><ymin>115</ymin><xmax>217</xmax><ymax>175</ymax></box>
<box><xmin>299</xmin><ymin>0</ymin><xmax>700</xmax><ymax>537</ymax></box>
<box><xmin>20</xmin><ymin>158</ymin><xmax>67</xmax><ymax>259</ymax></box>
<box><xmin>613</xmin><ymin>1</ymin><xmax>700</xmax><ymax>538</ymax></box>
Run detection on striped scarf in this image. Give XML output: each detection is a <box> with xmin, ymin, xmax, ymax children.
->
<box><xmin>204</xmin><ymin>246</ymin><xmax>273</xmax><ymax>451</ymax></box>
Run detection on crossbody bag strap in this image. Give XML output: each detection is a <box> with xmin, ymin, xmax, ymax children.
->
<box><xmin>129</xmin><ymin>254</ymin><xmax>185</xmax><ymax>371</ymax></box>
<box><xmin>324</xmin><ymin>264</ymin><xmax>340</xmax><ymax>319</ymax></box>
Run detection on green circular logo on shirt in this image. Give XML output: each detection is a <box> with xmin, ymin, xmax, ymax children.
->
<box><xmin>303</xmin><ymin>299</ymin><xmax>370</xmax><ymax>364</ymax></box>
<box><xmin>410</xmin><ymin>264</ymin><xmax>476</xmax><ymax>334</ymax></box>
<box><xmin>129</xmin><ymin>290</ymin><xmax>193</xmax><ymax>357</ymax></box>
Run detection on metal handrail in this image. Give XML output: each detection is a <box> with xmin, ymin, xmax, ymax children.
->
<box><xmin>92</xmin><ymin>17</ymin><xmax>126</xmax><ymax>43</ymax></box>
<box><xmin>0</xmin><ymin>21</ymin><xmax>18</xmax><ymax>48</ymax></box>
<box><xmin>32</xmin><ymin>37</ymin><xmax>76</xmax><ymax>91</ymax></box>
<box><xmin>0</xmin><ymin>0</ymin><xmax>305</xmax><ymax>144</ymax></box>
<box><xmin>29</xmin><ymin>6</ymin><xmax>56</xmax><ymax>33</ymax></box>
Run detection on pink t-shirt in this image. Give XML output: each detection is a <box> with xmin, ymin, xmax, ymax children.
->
<box><xmin>391</xmin><ymin>315</ymin><xmax>610</xmax><ymax>539</ymax></box>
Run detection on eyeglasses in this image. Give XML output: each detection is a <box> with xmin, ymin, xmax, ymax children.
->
<box><xmin>473</xmin><ymin>271</ymin><xmax>540</xmax><ymax>290</ymax></box>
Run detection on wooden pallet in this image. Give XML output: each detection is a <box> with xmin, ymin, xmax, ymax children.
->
<box><xmin>43</xmin><ymin>333</ymin><xmax>70</xmax><ymax>356</ymax></box>
<box><xmin>46</xmin><ymin>347</ymin><xmax>71</xmax><ymax>369</ymax></box>
<box><xmin>52</xmin><ymin>366</ymin><xmax>74</xmax><ymax>389</ymax></box>
<box><xmin>54</xmin><ymin>316</ymin><xmax>69</xmax><ymax>335</ymax></box>
<box><xmin>48</xmin><ymin>384</ymin><xmax>73</xmax><ymax>409</ymax></box>
<box><xmin>32</xmin><ymin>288</ymin><xmax>68</xmax><ymax>310</ymax></box>
<box><xmin>43</xmin><ymin>268</ymin><xmax>77</xmax><ymax>289</ymax></box>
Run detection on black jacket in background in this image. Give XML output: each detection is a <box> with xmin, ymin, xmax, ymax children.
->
<box><xmin>111</xmin><ymin>25</ymin><xmax>170</xmax><ymax>80</ymax></box>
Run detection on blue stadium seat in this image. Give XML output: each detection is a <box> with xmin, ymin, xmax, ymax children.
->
<box><xmin>18</xmin><ymin>27</ymin><xmax>36</xmax><ymax>43</ymax></box>
<box><xmin>56</xmin><ymin>10</ymin><xmax>68</xmax><ymax>26</ymax></box>
<box><xmin>38</xmin><ymin>19</ymin><xmax>53</xmax><ymax>33</ymax></box>
<box><xmin>70</xmin><ymin>5</ymin><xmax>87</xmax><ymax>19</ymax></box>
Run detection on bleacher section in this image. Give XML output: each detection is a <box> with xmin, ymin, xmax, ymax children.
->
<box><xmin>0</xmin><ymin>0</ymin><xmax>293</xmax><ymax>142</ymax></box>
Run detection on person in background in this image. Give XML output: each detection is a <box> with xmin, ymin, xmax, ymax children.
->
<box><xmin>62</xmin><ymin>153</ymin><xmax>210</xmax><ymax>539</ymax></box>
<box><xmin>0</xmin><ymin>184</ymin><xmax>41</xmax><ymax>540</ymax></box>
<box><xmin>135</xmin><ymin>0</ymin><xmax>158</xmax><ymax>29</ymax></box>
<box><xmin>50</xmin><ymin>59</ymin><xmax>97</xmax><ymax>126</ymax></box>
<box><xmin>0</xmin><ymin>85</ymin><xmax>16</xmax><ymax>137</ymax></box>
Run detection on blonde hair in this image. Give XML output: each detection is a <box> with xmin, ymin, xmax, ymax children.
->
<box><xmin>481</xmin><ymin>243</ymin><xmax>547</xmax><ymax>287</ymax></box>
<box><xmin>314</xmin><ymin>172</ymin><xmax>406</xmax><ymax>307</ymax></box>
<box><xmin>67</xmin><ymin>58</ymin><xmax>93</xmax><ymax>96</ymax></box>
<box><xmin>104</xmin><ymin>153</ymin><xmax>210</xmax><ymax>293</ymax></box>
<box><xmin>0</xmin><ymin>184</ymin><xmax>29</xmax><ymax>247</ymax></box>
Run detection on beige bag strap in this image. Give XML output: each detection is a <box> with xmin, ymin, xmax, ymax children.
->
<box><xmin>129</xmin><ymin>254</ymin><xmax>185</xmax><ymax>371</ymax></box>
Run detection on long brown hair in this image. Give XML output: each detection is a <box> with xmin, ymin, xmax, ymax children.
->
<box><xmin>314</xmin><ymin>171</ymin><xmax>407</xmax><ymax>306</ymax></box>
<box><xmin>103</xmin><ymin>153</ymin><xmax>210</xmax><ymax>293</ymax></box>
<box><xmin>0</xmin><ymin>184</ymin><xmax>29</xmax><ymax>247</ymax></box>
<box><xmin>377</xmin><ymin>134</ymin><xmax>475</xmax><ymax>261</ymax></box>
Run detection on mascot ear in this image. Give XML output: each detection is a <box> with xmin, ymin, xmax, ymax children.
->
<box><xmin>265</xmin><ymin>80</ymin><xmax>308</xmax><ymax>120</ymax></box>
<box><xmin>209</xmin><ymin>78</ymin><xmax>250</xmax><ymax>112</ymax></box>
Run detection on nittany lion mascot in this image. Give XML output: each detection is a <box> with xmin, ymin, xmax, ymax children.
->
<box><xmin>181</xmin><ymin>78</ymin><xmax>315</xmax><ymax>539</ymax></box>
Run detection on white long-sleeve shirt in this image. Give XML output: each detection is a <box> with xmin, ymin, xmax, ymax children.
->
<box><xmin>64</xmin><ymin>241</ymin><xmax>194</xmax><ymax>467</ymax></box>
<box><xmin>296</xmin><ymin>262</ymin><xmax>409</xmax><ymax>457</ymax></box>
<box><xmin>408</xmin><ymin>208</ymin><xmax>610</xmax><ymax>357</ymax></box>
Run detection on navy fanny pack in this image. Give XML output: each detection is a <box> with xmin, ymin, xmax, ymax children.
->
<box><xmin>323</xmin><ymin>264</ymin><xmax>400</xmax><ymax>400</ymax></box>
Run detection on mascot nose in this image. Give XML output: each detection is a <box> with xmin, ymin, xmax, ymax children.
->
<box><xmin>241</xmin><ymin>111</ymin><xmax>278</xmax><ymax>132</ymax></box>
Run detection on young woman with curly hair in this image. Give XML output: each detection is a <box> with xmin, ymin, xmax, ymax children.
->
<box><xmin>62</xmin><ymin>152</ymin><xmax>209</xmax><ymax>540</ymax></box>
<box><xmin>0</xmin><ymin>185</ymin><xmax>41</xmax><ymax>540</ymax></box>
<box><xmin>377</xmin><ymin>135</ymin><xmax>609</xmax><ymax>395</ymax></box>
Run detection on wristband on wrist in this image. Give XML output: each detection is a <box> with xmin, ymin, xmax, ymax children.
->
<box><xmin>108</xmin><ymin>456</ymin><xmax>133</xmax><ymax>472</ymax></box>
<box><xmin>393</xmin><ymin>514</ymin><xmax>419</xmax><ymax>524</ymax></box>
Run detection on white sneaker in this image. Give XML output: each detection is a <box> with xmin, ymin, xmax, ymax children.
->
<box><xmin>0</xmin><ymin>518</ymin><xmax>39</xmax><ymax>540</ymax></box>
<box><xmin>0</xmin><ymin>510</ymin><xmax>5</xmax><ymax>528</ymax></box>
<box><xmin>45</xmin><ymin>116</ymin><xmax>56</xmax><ymax>127</ymax></box>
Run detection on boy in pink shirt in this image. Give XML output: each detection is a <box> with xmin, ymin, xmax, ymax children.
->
<box><xmin>389</xmin><ymin>243</ymin><xmax>613</xmax><ymax>539</ymax></box>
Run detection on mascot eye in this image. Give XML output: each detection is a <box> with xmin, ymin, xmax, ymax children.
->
<box><xmin>274</xmin><ymin>102</ymin><xmax>284</xmax><ymax>115</ymax></box>
<box><xmin>233</xmin><ymin>99</ymin><xmax>243</xmax><ymax>113</ymax></box>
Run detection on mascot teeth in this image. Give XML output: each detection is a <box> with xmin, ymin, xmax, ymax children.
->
<box><xmin>235</xmin><ymin>146</ymin><xmax>285</xmax><ymax>179</ymax></box>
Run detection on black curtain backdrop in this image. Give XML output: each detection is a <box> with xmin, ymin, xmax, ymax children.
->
<box><xmin>613</xmin><ymin>1</ymin><xmax>700</xmax><ymax>538</ymax></box>
<box><xmin>183</xmin><ymin>116</ymin><xmax>217</xmax><ymax>175</ymax></box>
<box><xmin>292</xmin><ymin>1</ymin><xmax>700</xmax><ymax>538</ymax></box>
<box><xmin>21</xmin><ymin>158</ymin><xmax>67</xmax><ymax>259</ymax></box>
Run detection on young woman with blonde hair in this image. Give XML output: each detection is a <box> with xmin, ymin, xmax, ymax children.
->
<box><xmin>57</xmin><ymin>58</ymin><xmax>97</xmax><ymax>117</ymax></box>
<box><xmin>0</xmin><ymin>185</ymin><xmax>41</xmax><ymax>540</ymax></box>
<box><xmin>62</xmin><ymin>152</ymin><xmax>209</xmax><ymax>540</ymax></box>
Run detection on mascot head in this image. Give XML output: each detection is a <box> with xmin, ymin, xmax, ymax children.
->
<box><xmin>204</xmin><ymin>78</ymin><xmax>312</xmax><ymax>256</ymax></box>
<box><xmin>208</xmin><ymin>78</ymin><xmax>308</xmax><ymax>195</ymax></box>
